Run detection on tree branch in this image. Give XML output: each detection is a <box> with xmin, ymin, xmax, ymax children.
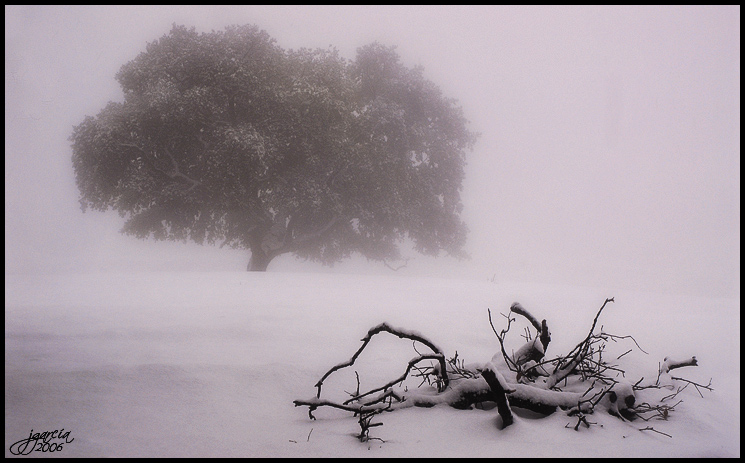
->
<box><xmin>510</xmin><ymin>302</ymin><xmax>542</xmax><ymax>333</ymax></box>
<box><xmin>552</xmin><ymin>298</ymin><xmax>614</xmax><ymax>377</ymax></box>
<box><xmin>120</xmin><ymin>143</ymin><xmax>200</xmax><ymax>191</ymax></box>
<box><xmin>669</xmin><ymin>376</ymin><xmax>713</xmax><ymax>398</ymax></box>
<box><xmin>266</xmin><ymin>214</ymin><xmax>341</xmax><ymax>258</ymax></box>
<box><xmin>661</xmin><ymin>356</ymin><xmax>697</xmax><ymax>373</ymax></box>
<box><xmin>163</xmin><ymin>146</ymin><xmax>201</xmax><ymax>190</ymax></box>
<box><xmin>343</xmin><ymin>353</ymin><xmax>446</xmax><ymax>405</ymax></box>
<box><xmin>383</xmin><ymin>258</ymin><xmax>409</xmax><ymax>271</ymax></box>
<box><xmin>314</xmin><ymin>322</ymin><xmax>449</xmax><ymax>398</ymax></box>
<box><xmin>481</xmin><ymin>365</ymin><xmax>514</xmax><ymax>427</ymax></box>
<box><xmin>639</xmin><ymin>426</ymin><xmax>672</xmax><ymax>438</ymax></box>
<box><xmin>488</xmin><ymin>308</ymin><xmax>520</xmax><ymax>372</ymax></box>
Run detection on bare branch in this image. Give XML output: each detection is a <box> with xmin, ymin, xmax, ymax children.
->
<box><xmin>382</xmin><ymin>258</ymin><xmax>410</xmax><ymax>271</ymax></box>
<box><xmin>669</xmin><ymin>376</ymin><xmax>713</xmax><ymax>398</ymax></box>
<box><xmin>617</xmin><ymin>349</ymin><xmax>633</xmax><ymax>360</ymax></box>
<box><xmin>293</xmin><ymin>398</ymin><xmax>391</xmax><ymax>418</ymax></box>
<box><xmin>487</xmin><ymin>308</ymin><xmax>519</xmax><ymax>372</ymax></box>
<box><xmin>639</xmin><ymin>426</ymin><xmax>673</xmax><ymax>438</ymax></box>
<box><xmin>601</xmin><ymin>332</ymin><xmax>649</xmax><ymax>355</ymax></box>
<box><xmin>357</xmin><ymin>407</ymin><xmax>388</xmax><ymax>442</ymax></box>
<box><xmin>553</xmin><ymin>298</ymin><xmax>614</xmax><ymax>376</ymax></box>
<box><xmin>632</xmin><ymin>400</ymin><xmax>682</xmax><ymax>421</ymax></box>
<box><xmin>343</xmin><ymin>353</ymin><xmax>445</xmax><ymax>405</ymax></box>
<box><xmin>661</xmin><ymin>382</ymin><xmax>691</xmax><ymax>402</ymax></box>
<box><xmin>314</xmin><ymin>323</ymin><xmax>449</xmax><ymax>398</ymax></box>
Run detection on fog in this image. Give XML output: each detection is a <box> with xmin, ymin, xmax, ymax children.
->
<box><xmin>5</xmin><ymin>5</ymin><xmax>740</xmax><ymax>298</ymax></box>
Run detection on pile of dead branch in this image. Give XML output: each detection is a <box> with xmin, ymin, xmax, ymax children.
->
<box><xmin>294</xmin><ymin>298</ymin><xmax>711</xmax><ymax>441</ymax></box>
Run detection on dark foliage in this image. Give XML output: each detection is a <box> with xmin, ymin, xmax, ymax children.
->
<box><xmin>71</xmin><ymin>24</ymin><xmax>479</xmax><ymax>270</ymax></box>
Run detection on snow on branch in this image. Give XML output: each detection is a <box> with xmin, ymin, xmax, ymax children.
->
<box><xmin>661</xmin><ymin>356</ymin><xmax>698</xmax><ymax>373</ymax></box>
<box><xmin>510</xmin><ymin>302</ymin><xmax>542</xmax><ymax>333</ymax></box>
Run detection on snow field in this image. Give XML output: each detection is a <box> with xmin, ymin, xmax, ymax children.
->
<box><xmin>5</xmin><ymin>271</ymin><xmax>739</xmax><ymax>457</ymax></box>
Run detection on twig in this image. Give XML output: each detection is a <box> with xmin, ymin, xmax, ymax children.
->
<box><xmin>632</xmin><ymin>400</ymin><xmax>681</xmax><ymax>421</ymax></box>
<box><xmin>361</xmin><ymin>390</ymin><xmax>404</xmax><ymax>407</ymax></box>
<box><xmin>567</xmin><ymin>413</ymin><xmax>595</xmax><ymax>431</ymax></box>
<box><xmin>661</xmin><ymin>382</ymin><xmax>690</xmax><ymax>402</ymax></box>
<box><xmin>655</xmin><ymin>362</ymin><xmax>663</xmax><ymax>386</ymax></box>
<box><xmin>639</xmin><ymin>426</ymin><xmax>672</xmax><ymax>438</ymax></box>
<box><xmin>616</xmin><ymin>349</ymin><xmax>632</xmax><ymax>360</ymax></box>
<box><xmin>447</xmin><ymin>352</ymin><xmax>477</xmax><ymax>380</ymax></box>
<box><xmin>345</xmin><ymin>371</ymin><xmax>362</xmax><ymax>397</ymax></box>
<box><xmin>670</xmin><ymin>376</ymin><xmax>713</xmax><ymax>398</ymax></box>
<box><xmin>522</xmin><ymin>326</ymin><xmax>532</xmax><ymax>343</ymax></box>
<box><xmin>601</xmin><ymin>332</ymin><xmax>649</xmax><ymax>355</ymax></box>
<box><xmin>357</xmin><ymin>405</ymin><xmax>390</xmax><ymax>442</ymax></box>
<box><xmin>488</xmin><ymin>308</ymin><xmax>519</xmax><ymax>372</ymax></box>
<box><xmin>560</xmin><ymin>298</ymin><xmax>614</xmax><ymax>370</ymax></box>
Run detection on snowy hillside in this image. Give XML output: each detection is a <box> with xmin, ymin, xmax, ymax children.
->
<box><xmin>5</xmin><ymin>271</ymin><xmax>740</xmax><ymax>457</ymax></box>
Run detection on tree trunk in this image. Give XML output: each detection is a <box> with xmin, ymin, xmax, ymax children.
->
<box><xmin>247</xmin><ymin>247</ymin><xmax>272</xmax><ymax>271</ymax></box>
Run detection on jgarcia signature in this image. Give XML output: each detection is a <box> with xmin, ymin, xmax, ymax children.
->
<box><xmin>9</xmin><ymin>429</ymin><xmax>74</xmax><ymax>455</ymax></box>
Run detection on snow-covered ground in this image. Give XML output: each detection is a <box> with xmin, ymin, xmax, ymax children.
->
<box><xmin>4</xmin><ymin>271</ymin><xmax>740</xmax><ymax>457</ymax></box>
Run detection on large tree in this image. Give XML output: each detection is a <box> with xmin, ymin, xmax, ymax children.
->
<box><xmin>71</xmin><ymin>24</ymin><xmax>479</xmax><ymax>271</ymax></box>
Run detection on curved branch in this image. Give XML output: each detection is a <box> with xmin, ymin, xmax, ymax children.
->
<box><xmin>383</xmin><ymin>258</ymin><xmax>410</xmax><ymax>271</ymax></box>
<box><xmin>314</xmin><ymin>323</ymin><xmax>449</xmax><ymax>398</ymax></box>
<box><xmin>510</xmin><ymin>302</ymin><xmax>542</xmax><ymax>333</ymax></box>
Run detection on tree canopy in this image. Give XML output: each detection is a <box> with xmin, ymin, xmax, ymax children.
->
<box><xmin>70</xmin><ymin>24</ymin><xmax>479</xmax><ymax>271</ymax></box>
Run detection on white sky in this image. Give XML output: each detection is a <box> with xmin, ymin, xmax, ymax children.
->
<box><xmin>4</xmin><ymin>5</ymin><xmax>740</xmax><ymax>298</ymax></box>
